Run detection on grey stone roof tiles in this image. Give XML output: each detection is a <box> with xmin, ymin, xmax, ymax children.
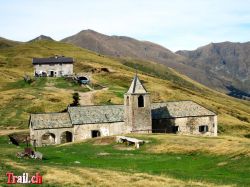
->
<box><xmin>68</xmin><ymin>105</ymin><xmax>124</xmax><ymax>125</ymax></box>
<box><xmin>32</xmin><ymin>56</ymin><xmax>74</xmax><ymax>64</ymax></box>
<box><xmin>127</xmin><ymin>75</ymin><xmax>147</xmax><ymax>94</ymax></box>
<box><xmin>30</xmin><ymin>113</ymin><xmax>72</xmax><ymax>130</ymax></box>
<box><xmin>30</xmin><ymin>101</ymin><xmax>216</xmax><ymax>130</ymax></box>
<box><xmin>151</xmin><ymin>101</ymin><xmax>216</xmax><ymax>119</ymax></box>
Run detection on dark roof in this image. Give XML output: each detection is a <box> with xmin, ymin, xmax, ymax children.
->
<box><xmin>32</xmin><ymin>56</ymin><xmax>74</xmax><ymax>64</ymax></box>
<box><xmin>68</xmin><ymin>105</ymin><xmax>124</xmax><ymax>125</ymax></box>
<box><xmin>30</xmin><ymin>113</ymin><xmax>72</xmax><ymax>129</ymax></box>
<box><xmin>151</xmin><ymin>101</ymin><xmax>216</xmax><ymax>119</ymax></box>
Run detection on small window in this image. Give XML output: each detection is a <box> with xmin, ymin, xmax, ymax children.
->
<box><xmin>138</xmin><ymin>95</ymin><xmax>144</xmax><ymax>107</ymax></box>
<box><xmin>126</xmin><ymin>96</ymin><xmax>129</xmax><ymax>106</ymax></box>
<box><xmin>91</xmin><ymin>130</ymin><xmax>101</xmax><ymax>138</ymax></box>
<box><xmin>173</xmin><ymin>126</ymin><xmax>179</xmax><ymax>133</ymax></box>
<box><xmin>199</xmin><ymin>125</ymin><xmax>208</xmax><ymax>132</ymax></box>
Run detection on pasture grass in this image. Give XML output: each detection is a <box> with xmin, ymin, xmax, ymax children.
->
<box><xmin>0</xmin><ymin>134</ymin><xmax>250</xmax><ymax>186</ymax></box>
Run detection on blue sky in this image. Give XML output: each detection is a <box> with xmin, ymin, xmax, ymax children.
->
<box><xmin>1</xmin><ymin>0</ymin><xmax>250</xmax><ymax>51</ymax></box>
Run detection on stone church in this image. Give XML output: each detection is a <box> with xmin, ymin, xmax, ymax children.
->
<box><xmin>29</xmin><ymin>75</ymin><xmax>217</xmax><ymax>146</ymax></box>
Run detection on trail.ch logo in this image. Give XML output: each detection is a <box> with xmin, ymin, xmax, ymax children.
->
<box><xmin>6</xmin><ymin>172</ymin><xmax>42</xmax><ymax>184</ymax></box>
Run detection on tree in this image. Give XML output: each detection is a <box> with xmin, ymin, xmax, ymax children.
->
<box><xmin>70</xmin><ymin>92</ymin><xmax>80</xmax><ymax>106</ymax></box>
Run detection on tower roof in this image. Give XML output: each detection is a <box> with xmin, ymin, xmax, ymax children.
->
<box><xmin>127</xmin><ymin>75</ymin><xmax>147</xmax><ymax>94</ymax></box>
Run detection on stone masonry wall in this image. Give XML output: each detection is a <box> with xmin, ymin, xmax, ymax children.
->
<box><xmin>34</xmin><ymin>63</ymin><xmax>73</xmax><ymax>77</ymax></box>
<box><xmin>30</xmin><ymin>126</ymin><xmax>74</xmax><ymax>146</ymax></box>
<box><xmin>174</xmin><ymin>116</ymin><xmax>217</xmax><ymax>136</ymax></box>
<box><xmin>124</xmin><ymin>94</ymin><xmax>152</xmax><ymax>133</ymax></box>
<box><xmin>73</xmin><ymin>122</ymin><xmax>124</xmax><ymax>141</ymax></box>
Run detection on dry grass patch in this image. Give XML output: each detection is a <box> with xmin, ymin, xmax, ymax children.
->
<box><xmin>43</xmin><ymin>165</ymin><xmax>232</xmax><ymax>187</ymax></box>
<box><xmin>145</xmin><ymin>134</ymin><xmax>250</xmax><ymax>156</ymax></box>
<box><xmin>2</xmin><ymin>159</ymin><xmax>232</xmax><ymax>187</ymax></box>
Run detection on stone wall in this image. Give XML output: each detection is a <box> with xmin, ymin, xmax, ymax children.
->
<box><xmin>124</xmin><ymin>93</ymin><xmax>152</xmax><ymax>133</ymax></box>
<box><xmin>30</xmin><ymin>126</ymin><xmax>74</xmax><ymax>146</ymax></box>
<box><xmin>174</xmin><ymin>116</ymin><xmax>217</xmax><ymax>136</ymax></box>
<box><xmin>30</xmin><ymin>122</ymin><xmax>124</xmax><ymax>146</ymax></box>
<box><xmin>34</xmin><ymin>63</ymin><xmax>73</xmax><ymax>77</ymax></box>
<box><xmin>73</xmin><ymin>122</ymin><xmax>124</xmax><ymax>141</ymax></box>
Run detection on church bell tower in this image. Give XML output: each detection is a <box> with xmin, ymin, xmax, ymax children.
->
<box><xmin>124</xmin><ymin>75</ymin><xmax>152</xmax><ymax>133</ymax></box>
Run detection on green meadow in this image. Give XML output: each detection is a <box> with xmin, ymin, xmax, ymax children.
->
<box><xmin>0</xmin><ymin>134</ymin><xmax>250</xmax><ymax>186</ymax></box>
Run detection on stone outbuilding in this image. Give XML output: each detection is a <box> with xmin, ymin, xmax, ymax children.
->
<box><xmin>33</xmin><ymin>56</ymin><xmax>74</xmax><ymax>77</ymax></box>
<box><xmin>29</xmin><ymin>75</ymin><xmax>217</xmax><ymax>146</ymax></box>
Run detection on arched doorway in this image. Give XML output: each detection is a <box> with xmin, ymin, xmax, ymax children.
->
<box><xmin>60</xmin><ymin>131</ymin><xmax>73</xmax><ymax>143</ymax></box>
<box><xmin>41</xmin><ymin>133</ymin><xmax>56</xmax><ymax>145</ymax></box>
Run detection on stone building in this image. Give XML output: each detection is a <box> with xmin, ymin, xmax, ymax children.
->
<box><xmin>33</xmin><ymin>56</ymin><xmax>74</xmax><ymax>77</ymax></box>
<box><xmin>29</xmin><ymin>75</ymin><xmax>217</xmax><ymax>146</ymax></box>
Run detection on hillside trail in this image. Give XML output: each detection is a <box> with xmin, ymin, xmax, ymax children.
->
<box><xmin>79</xmin><ymin>85</ymin><xmax>108</xmax><ymax>106</ymax></box>
<box><xmin>45</xmin><ymin>84</ymin><xmax>108</xmax><ymax>106</ymax></box>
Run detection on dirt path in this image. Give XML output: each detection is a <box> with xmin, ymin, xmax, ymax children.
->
<box><xmin>79</xmin><ymin>87</ymin><xmax>108</xmax><ymax>106</ymax></box>
<box><xmin>45</xmin><ymin>85</ymin><xmax>108</xmax><ymax>106</ymax></box>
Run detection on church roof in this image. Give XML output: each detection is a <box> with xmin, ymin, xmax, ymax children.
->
<box><xmin>30</xmin><ymin>113</ymin><xmax>72</xmax><ymax>130</ymax></box>
<box><xmin>68</xmin><ymin>105</ymin><xmax>124</xmax><ymax>125</ymax></box>
<box><xmin>151</xmin><ymin>101</ymin><xmax>216</xmax><ymax>119</ymax></box>
<box><xmin>127</xmin><ymin>75</ymin><xmax>147</xmax><ymax>94</ymax></box>
<box><xmin>30</xmin><ymin>101</ymin><xmax>216</xmax><ymax>130</ymax></box>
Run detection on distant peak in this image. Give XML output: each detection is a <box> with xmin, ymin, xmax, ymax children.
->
<box><xmin>29</xmin><ymin>35</ymin><xmax>54</xmax><ymax>42</ymax></box>
<box><xmin>79</xmin><ymin>29</ymin><xmax>99</xmax><ymax>34</ymax></box>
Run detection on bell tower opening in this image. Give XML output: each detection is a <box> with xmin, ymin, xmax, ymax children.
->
<box><xmin>138</xmin><ymin>95</ymin><xmax>144</xmax><ymax>107</ymax></box>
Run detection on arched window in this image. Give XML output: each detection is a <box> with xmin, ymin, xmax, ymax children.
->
<box><xmin>41</xmin><ymin>133</ymin><xmax>56</xmax><ymax>145</ymax></box>
<box><xmin>138</xmin><ymin>95</ymin><xmax>144</xmax><ymax>107</ymax></box>
<box><xmin>126</xmin><ymin>96</ymin><xmax>129</xmax><ymax>106</ymax></box>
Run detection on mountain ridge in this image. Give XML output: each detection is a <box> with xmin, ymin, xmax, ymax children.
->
<box><xmin>1</xmin><ymin>30</ymin><xmax>249</xmax><ymax>98</ymax></box>
<box><xmin>60</xmin><ymin>30</ymin><xmax>250</xmax><ymax>98</ymax></box>
<box><xmin>176</xmin><ymin>42</ymin><xmax>250</xmax><ymax>96</ymax></box>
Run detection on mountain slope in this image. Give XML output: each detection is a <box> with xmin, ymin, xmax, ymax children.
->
<box><xmin>61</xmin><ymin>29</ymin><xmax>176</xmax><ymax>59</ymax></box>
<box><xmin>61</xmin><ymin>30</ymin><xmax>205</xmax><ymax>80</ymax></box>
<box><xmin>0</xmin><ymin>40</ymin><xmax>249</xmax><ymax>136</ymax></box>
<box><xmin>61</xmin><ymin>30</ymin><xmax>250</xmax><ymax>98</ymax></box>
<box><xmin>176</xmin><ymin>42</ymin><xmax>250</xmax><ymax>96</ymax></box>
<box><xmin>0</xmin><ymin>37</ymin><xmax>21</xmax><ymax>48</ymax></box>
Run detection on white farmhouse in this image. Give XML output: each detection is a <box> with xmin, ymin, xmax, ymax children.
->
<box><xmin>32</xmin><ymin>56</ymin><xmax>74</xmax><ymax>77</ymax></box>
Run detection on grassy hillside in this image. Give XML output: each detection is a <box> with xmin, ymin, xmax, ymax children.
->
<box><xmin>0</xmin><ymin>40</ymin><xmax>249</xmax><ymax>137</ymax></box>
<box><xmin>0</xmin><ymin>134</ymin><xmax>250</xmax><ymax>186</ymax></box>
